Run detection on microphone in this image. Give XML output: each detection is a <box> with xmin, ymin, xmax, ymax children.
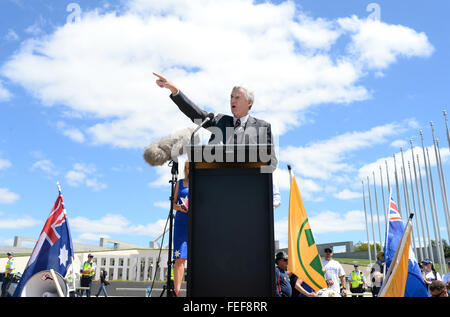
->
<box><xmin>143</xmin><ymin>127</ymin><xmax>199</xmax><ymax>166</ymax></box>
<box><xmin>191</xmin><ymin>113</ymin><xmax>215</xmax><ymax>137</ymax></box>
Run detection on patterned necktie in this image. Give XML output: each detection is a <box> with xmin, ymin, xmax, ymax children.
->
<box><xmin>234</xmin><ymin>118</ymin><xmax>241</xmax><ymax>130</ymax></box>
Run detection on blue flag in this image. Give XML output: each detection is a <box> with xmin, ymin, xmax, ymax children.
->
<box><xmin>384</xmin><ymin>191</ymin><xmax>428</xmax><ymax>297</ymax></box>
<box><xmin>13</xmin><ymin>191</ymin><xmax>74</xmax><ymax>297</ymax></box>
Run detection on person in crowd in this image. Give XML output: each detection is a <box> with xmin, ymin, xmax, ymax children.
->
<box><xmin>348</xmin><ymin>263</ymin><xmax>366</xmax><ymax>297</ymax></box>
<box><xmin>290</xmin><ymin>273</ymin><xmax>316</xmax><ymax>297</ymax></box>
<box><xmin>172</xmin><ymin>161</ymin><xmax>190</xmax><ymax>297</ymax></box>
<box><xmin>274</xmin><ymin>251</ymin><xmax>292</xmax><ymax>297</ymax></box>
<box><xmin>422</xmin><ymin>258</ymin><xmax>442</xmax><ymax>296</ymax></box>
<box><xmin>321</xmin><ymin>247</ymin><xmax>347</xmax><ymax>297</ymax></box>
<box><xmin>80</xmin><ymin>254</ymin><xmax>96</xmax><ymax>297</ymax></box>
<box><xmin>1</xmin><ymin>251</ymin><xmax>16</xmax><ymax>297</ymax></box>
<box><xmin>95</xmin><ymin>269</ymin><xmax>109</xmax><ymax>297</ymax></box>
<box><xmin>429</xmin><ymin>280</ymin><xmax>448</xmax><ymax>297</ymax></box>
<box><xmin>370</xmin><ymin>251</ymin><xmax>385</xmax><ymax>297</ymax></box>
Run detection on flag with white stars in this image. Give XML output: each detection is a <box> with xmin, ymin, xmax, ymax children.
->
<box><xmin>13</xmin><ymin>190</ymin><xmax>74</xmax><ymax>297</ymax></box>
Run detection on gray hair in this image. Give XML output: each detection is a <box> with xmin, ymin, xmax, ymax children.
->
<box><xmin>232</xmin><ymin>86</ymin><xmax>255</xmax><ymax>109</ymax></box>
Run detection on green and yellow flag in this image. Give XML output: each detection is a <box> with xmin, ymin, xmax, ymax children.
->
<box><xmin>288</xmin><ymin>175</ymin><xmax>327</xmax><ymax>292</ymax></box>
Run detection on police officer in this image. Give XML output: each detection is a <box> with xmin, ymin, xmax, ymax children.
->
<box><xmin>1</xmin><ymin>251</ymin><xmax>16</xmax><ymax>297</ymax></box>
<box><xmin>80</xmin><ymin>254</ymin><xmax>96</xmax><ymax>297</ymax></box>
<box><xmin>349</xmin><ymin>263</ymin><xmax>366</xmax><ymax>297</ymax></box>
<box><xmin>275</xmin><ymin>251</ymin><xmax>292</xmax><ymax>297</ymax></box>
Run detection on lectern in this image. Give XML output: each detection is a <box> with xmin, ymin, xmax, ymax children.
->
<box><xmin>186</xmin><ymin>145</ymin><xmax>276</xmax><ymax>297</ymax></box>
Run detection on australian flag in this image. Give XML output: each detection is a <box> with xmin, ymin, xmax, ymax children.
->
<box><xmin>384</xmin><ymin>190</ymin><xmax>428</xmax><ymax>297</ymax></box>
<box><xmin>13</xmin><ymin>190</ymin><xmax>74</xmax><ymax>296</ymax></box>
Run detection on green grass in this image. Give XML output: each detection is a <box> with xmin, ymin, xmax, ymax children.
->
<box><xmin>333</xmin><ymin>258</ymin><xmax>372</xmax><ymax>267</ymax></box>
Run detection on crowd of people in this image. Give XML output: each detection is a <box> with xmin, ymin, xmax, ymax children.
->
<box><xmin>274</xmin><ymin>248</ymin><xmax>450</xmax><ymax>298</ymax></box>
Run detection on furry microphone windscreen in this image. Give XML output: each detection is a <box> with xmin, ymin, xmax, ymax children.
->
<box><xmin>143</xmin><ymin>127</ymin><xmax>198</xmax><ymax>166</ymax></box>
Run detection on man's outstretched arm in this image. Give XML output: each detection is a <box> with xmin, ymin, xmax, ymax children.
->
<box><xmin>153</xmin><ymin>72</ymin><xmax>212</xmax><ymax>124</ymax></box>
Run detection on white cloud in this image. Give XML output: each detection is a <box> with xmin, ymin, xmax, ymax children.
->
<box><xmin>309</xmin><ymin>210</ymin><xmax>366</xmax><ymax>234</ymax></box>
<box><xmin>65</xmin><ymin>163</ymin><xmax>107</xmax><ymax>191</ymax></box>
<box><xmin>334</xmin><ymin>189</ymin><xmax>362</xmax><ymax>200</ymax></box>
<box><xmin>0</xmin><ymin>214</ymin><xmax>40</xmax><ymax>229</ymax></box>
<box><xmin>358</xmin><ymin>145</ymin><xmax>449</xmax><ymax>185</ymax></box>
<box><xmin>0</xmin><ymin>0</ymin><xmax>433</xmax><ymax>148</ymax></box>
<box><xmin>390</xmin><ymin>139</ymin><xmax>407</xmax><ymax>148</ymax></box>
<box><xmin>0</xmin><ymin>80</ymin><xmax>11</xmax><ymax>102</ymax></box>
<box><xmin>0</xmin><ymin>156</ymin><xmax>12</xmax><ymax>170</ymax></box>
<box><xmin>280</xmin><ymin>121</ymin><xmax>413</xmax><ymax>181</ymax></box>
<box><xmin>275</xmin><ymin>209</ymin><xmax>366</xmax><ymax>248</ymax></box>
<box><xmin>338</xmin><ymin>16</ymin><xmax>434</xmax><ymax>69</ymax></box>
<box><xmin>0</xmin><ymin>188</ymin><xmax>20</xmax><ymax>204</ymax></box>
<box><xmin>56</xmin><ymin>121</ymin><xmax>85</xmax><ymax>143</ymax></box>
<box><xmin>70</xmin><ymin>213</ymin><xmax>167</xmax><ymax>239</ymax></box>
<box><xmin>5</xmin><ymin>29</ymin><xmax>19</xmax><ymax>41</ymax></box>
<box><xmin>31</xmin><ymin>159</ymin><xmax>58</xmax><ymax>175</ymax></box>
<box><xmin>153</xmin><ymin>201</ymin><xmax>170</xmax><ymax>210</ymax></box>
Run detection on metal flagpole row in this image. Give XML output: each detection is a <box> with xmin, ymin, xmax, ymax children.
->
<box><xmin>432</xmin><ymin>123</ymin><xmax>450</xmax><ymax>246</ymax></box>
<box><xmin>373</xmin><ymin>171</ymin><xmax>383</xmax><ymax>249</ymax></box>
<box><xmin>400</xmin><ymin>147</ymin><xmax>418</xmax><ymax>256</ymax></box>
<box><xmin>361</xmin><ymin>114</ymin><xmax>450</xmax><ymax>275</ymax></box>
<box><xmin>408</xmin><ymin>160</ymin><xmax>424</xmax><ymax>260</ymax></box>
<box><xmin>425</xmin><ymin>146</ymin><xmax>447</xmax><ymax>275</ymax></box>
<box><xmin>411</xmin><ymin>139</ymin><xmax>430</xmax><ymax>260</ymax></box>
<box><xmin>420</xmin><ymin>130</ymin><xmax>445</xmax><ymax>275</ymax></box>
<box><xmin>362</xmin><ymin>180</ymin><xmax>373</xmax><ymax>267</ymax></box>
<box><xmin>367</xmin><ymin>176</ymin><xmax>378</xmax><ymax>261</ymax></box>
<box><xmin>416</xmin><ymin>153</ymin><xmax>435</xmax><ymax>264</ymax></box>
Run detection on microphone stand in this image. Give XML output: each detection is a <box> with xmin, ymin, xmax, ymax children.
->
<box><xmin>162</xmin><ymin>160</ymin><xmax>178</xmax><ymax>297</ymax></box>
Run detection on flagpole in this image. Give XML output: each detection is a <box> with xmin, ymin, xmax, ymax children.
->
<box><xmin>393</xmin><ymin>154</ymin><xmax>402</xmax><ymax>217</ymax></box>
<box><xmin>411</xmin><ymin>140</ymin><xmax>430</xmax><ymax>260</ymax></box>
<box><xmin>400</xmin><ymin>148</ymin><xmax>411</xmax><ymax>220</ymax></box>
<box><xmin>426</xmin><ymin>146</ymin><xmax>446</xmax><ymax>275</ymax></box>
<box><xmin>416</xmin><ymin>153</ymin><xmax>435</xmax><ymax>264</ymax></box>
<box><xmin>287</xmin><ymin>165</ymin><xmax>293</xmax><ymax>185</ymax></box>
<box><xmin>373</xmin><ymin>171</ymin><xmax>383</xmax><ymax>249</ymax></box>
<box><xmin>56</xmin><ymin>181</ymin><xmax>76</xmax><ymax>291</ymax></box>
<box><xmin>367</xmin><ymin>176</ymin><xmax>378</xmax><ymax>260</ymax></box>
<box><xmin>408</xmin><ymin>161</ymin><xmax>424</xmax><ymax>261</ymax></box>
<box><xmin>400</xmin><ymin>163</ymin><xmax>417</xmax><ymax>255</ymax></box>
<box><xmin>434</xmin><ymin>137</ymin><xmax>450</xmax><ymax>249</ymax></box>
<box><xmin>444</xmin><ymin>110</ymin><xmax>450</xmax><ymax>151</ymax></box>
<box><xmin>385</xmin><ymin>160</ymin><xmax>391</xmax><ymax>194</ymax></box>
<box><xmin>420</xmin><ymin>130</ymin><xmax>442</xmax><ymax>265</ymax></box>
<box><xmin>362</xmin><ymin>180</ymin><xmax>373</xmax><ymax>267</ymax></box>
<box><xmin>401</xmin><ymin>148</ymin><xmax>419</xmax><ymax>256</ymax></box>
<box><xmin>379</xmin><ymin>166</ymin><xmax>387</xmax><ymax>237</ymax></box>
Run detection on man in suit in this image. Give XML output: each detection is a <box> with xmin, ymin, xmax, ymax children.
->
<box><xmin>153</xmin><ymin>72</ymin><xmax>276</xmax><ymax>169</ymax></box>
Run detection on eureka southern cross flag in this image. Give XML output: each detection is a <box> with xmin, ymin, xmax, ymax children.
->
<box><xmin>13</xmin><ymin>189</ymin><xmax>74</xmax><ymax>297</ymax></box>
<box><xmin>288</xmin><ymin>174</ymin><xmax>327</xmax><ymax>292</ymax></box>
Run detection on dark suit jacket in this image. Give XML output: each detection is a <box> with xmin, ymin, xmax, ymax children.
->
<box><xmin>170</xmin><ymin>90</ymin><xmax>273</xmax><ymax>145</ymax></box>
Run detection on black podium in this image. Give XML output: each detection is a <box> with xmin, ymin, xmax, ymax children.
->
<box><xmin>186</xmin><ymin>145</ymin><xmax>276</xmax><ymax>297</ymax></box>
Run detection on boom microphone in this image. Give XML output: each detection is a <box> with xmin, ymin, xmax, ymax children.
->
<box><xmin>143</xmin><ymin>127</ymin><xmax>199</xmax><ymax>166</ymax></box>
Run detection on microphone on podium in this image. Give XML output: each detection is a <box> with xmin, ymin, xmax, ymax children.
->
<box><xmin>191</xmin><ymin>113</ymin><xmax>215</xmax><ymax>145</ymax></box>
<box><xmin>143</xmin><ymin>113</ymin><xmax>215</xmax><ymax>167</ymax></box>
<box><xmin>143</xmin><ymin>127</ymin><xmax>198</xmax><ymax>166</ymax></box>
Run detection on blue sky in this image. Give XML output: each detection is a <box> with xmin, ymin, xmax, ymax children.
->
<box><xmin>0</xmin><ymin>0</ymin><xmax>449</xmax><ymax>252</ymax></box>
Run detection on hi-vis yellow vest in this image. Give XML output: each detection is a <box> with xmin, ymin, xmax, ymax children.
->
<box><xmin>4</xmin><ymin>259</ymin><xmax>15</xmax><ymax>276</ymax></box>
<box><xmin>82</xmin><ymin>261</ymin><xmax>95</xmax><ymax>277</ymax></box>
<box><xmin>351</xmin><ymin>271</ymin><xmax>363</xmax><ymax>288</ymax></box>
